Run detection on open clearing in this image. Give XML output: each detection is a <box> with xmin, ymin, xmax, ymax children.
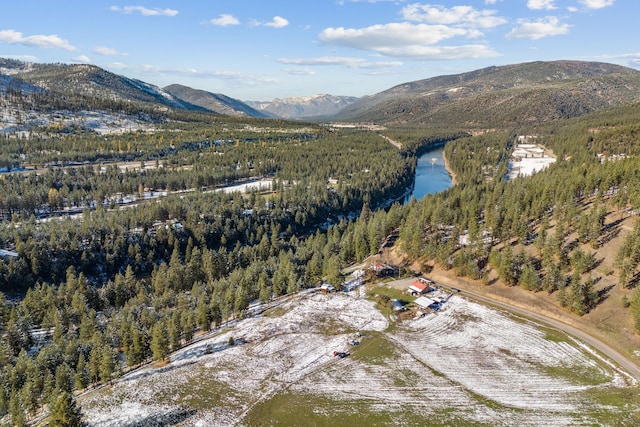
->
<box><xmin>80</xmin><ymin>282</ymin><xmax>640</xmax><ymax>426</ymax></box>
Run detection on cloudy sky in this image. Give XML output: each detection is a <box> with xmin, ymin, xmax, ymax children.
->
<box><xmin>0</xmin><ymin>0</ymin><xmax>635</xmax><ymax>101</ymax></box>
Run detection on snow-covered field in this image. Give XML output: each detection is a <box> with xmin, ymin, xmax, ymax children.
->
<box><xmin>0</xmin><ymin>107</ymin><xmax>155</xmax><ymax>136</ymax></box>
<box><xmin>507</xmin><ymin>143</ymin><xmax>556</xmax><ymax>180</ymax></box>
<box><xmin>80</xmin><ymin>286</ymin><xmax>637</xmax><ymax>426</ymax></box>
<box><xmin>216</xmin><ymin>178</ymin><xmax>273</xmax><ymax>194</ymax></box>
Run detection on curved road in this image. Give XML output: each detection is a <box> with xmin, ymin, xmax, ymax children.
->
<box><xmin>439</xmin><ymin>283</ymin><xmax>640</xmax><ymax>382</ymax></box>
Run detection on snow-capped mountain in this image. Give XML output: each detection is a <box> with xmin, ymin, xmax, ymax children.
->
<box><xmin>246</xmin><ymin>94</ymin><xmax>359</xmax><ymax>119</ymax></box>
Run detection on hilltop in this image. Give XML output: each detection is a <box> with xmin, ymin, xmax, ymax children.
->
<box><xmin>333</xmin><ymin>60</ymin><xmax>640</xmax><ymax>129</ymax></box>
<box><xmin>163</xmin><ymin>84</ymin><xmax>271</xmax><ymax>118</ymax></box>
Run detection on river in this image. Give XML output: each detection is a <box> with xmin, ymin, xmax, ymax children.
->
<box><xmin>408</xmin><ymin>145</ymin><xmax>453</xmax><ymax>201</ymax></box>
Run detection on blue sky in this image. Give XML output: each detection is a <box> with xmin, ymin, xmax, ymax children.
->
<box><xmin>0</xmin><ymin>1</ymin><xmax>636</xmax><ymax>101</ymax></box>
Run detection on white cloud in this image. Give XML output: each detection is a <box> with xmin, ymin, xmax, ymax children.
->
<box><xmin>94</xmin><ymin>46</ymin><xmax>120</xmax><ymax>56</ymax></box>
<box><xmin>264</xmin><ymin>16</ymin><xmax>289</xmax><ymax>28</ymax></box>
<box><xmin>106</xmin><ymin>62</ymin><xmax>128</xmax><ymax>70</ymax></box>
<box><xmin>278</xmin><ymin>56</ymin><xmax>372</xmax><ymax>67</ymax></box>
<box><xmin>1</xmin><ymin>54</ymin><xmax>39</xmax><ymax>62</ymax></box>
<box><xmin>378</xmin><ymin>44</ymin><xmax>499</xmax><ymax>59</ymax></box>
<box><xmin>285</xmin><ymin>68</ymin><xmax>315</xmax><ymax>76</ymax></box>
<box><xmin>318</xmin><ymin>22</ymin><xmax>499</xmax><ymax>60</ymax></box>
<box><xmin>0</xmin><ymin>29</ymin><xmax>76</xmax><ymax>51</ymax></box>
<box><xmin>506</xmin><ymin>16</ymin><xmax>571</xmax><ymax>40</ymax></box>
<box><xmin>109</xmin><ymin>6</ymin><xmax>178</xmax><ymax>17</ymax></box>
<box><xmin>578</xmin><ymin>0</ymin><xmax>615</xmax><ymax>9</ymax></box>
<box><xmin>605</xmin><ymin>52</ymin><xmax>640</xmax><ymax>68</ymax></box>
<box><xmin>250</xmin><ymin>16</ymin><xmax>289</xmax><ymax>28</ymax></box>
<box><xmin>527</xmin><ymin>0</ymin><xmax>557</xmax><ymax>10</ymax></box>
<box><xmin>278</xmin><ymin>56</ymin><xmax>403</xmax><ymax>69</ymax></box>
<box><xmin>401</xmin><ymin>4</ymin><xmax>507</xmax><ymax>28</ymax></box>
<box><xmin>321</xmin><ymin>23</ymin><xmax>470</xmax><ymax>49</ymax></box>
<box><xmin>117</xmin><ymin>63</ymin><xmax>278</xmax><ymax>87</ymax></box>
<box><xmin>73</xmin><ymin>55</ymin><xmax>92</xmax><ymax>63</ymax></box>
<box><xmin>209</xmin><ymin>14</ymin><xmax>240</xmax><ymax>26</ymax></box>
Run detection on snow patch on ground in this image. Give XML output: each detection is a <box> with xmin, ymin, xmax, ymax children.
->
<box><xmin>0</xmin><ymin>107</ymin><xmax>156</xmax><ymax>135</ymax></box>
<box><xmin>507</xmin><ymin>143</ymin><xmax>556</xmax><ymax>180</ymax></box>
<box><xmin>81</xmin><ymin>288</ymin><xmax>633</xmax><ymax>426</ymax></box>
<box><xmin>397</xmin><ymin>299</ymin><xmax>598</xmax><ymax>412</ymax></box>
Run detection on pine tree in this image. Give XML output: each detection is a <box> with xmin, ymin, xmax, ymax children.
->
<box><xmin>258</xmin><ymin>273</ymin><xmax>271</xmax><ymax>303</ymax></box>
<box><xmin>9</xmin><ymin>392</ymin><xmax>26</xmax><ymax>427</ymax></box>
<box><xmin>88</xmin><ymin>345</ymin><xmax>101</xmax><ymax>384</ymax></box>
<box><xmin>196</xmin><ymin>300</ymin><xmax>211</xmax><ymax>331</ymax></box>
<box><xmin>151</xmin><ymin>321</ymin><xmax>169</xmax><ymax>361</ymax></box>
<box><xmin>75</xmin><ymin>353</ymin><xmax>88</xmax><ymax>390</ymax></box>
<box><xmin>48</xmin><ymin>391</ymin><xmax>83</xmax><ymax>427</ymax></box>
<box><xmin>168</xmin><ymin>311</ymin><xmax>182</xmax><ymax>351</ymax></box>
<box><xmin>234</xmin><ymin>285</ymin><xmax>248</xmax><ymax>315</ymax></box>
<box><xmin>631</xmin><ymin>287</ymin><xmax>640</xmax><ymax>333</ymax></box>
<box><xmin>181</xmin><ymin>310</ymin><xmax>195</xmax><ymax>343</ymax></box>
<box><xmin>99</xmin><ymin>347</ymin><xmax>115</xmax><ymax>384</ymax></box>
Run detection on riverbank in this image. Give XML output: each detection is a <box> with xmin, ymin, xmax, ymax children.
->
<box><xmin>442</xmin><ymin>149</ymin><xmax>457</xmax><ymax>186</ymax></box>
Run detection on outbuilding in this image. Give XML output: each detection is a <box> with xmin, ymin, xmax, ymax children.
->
<box><xmin>414</xmin><ymin>296</ymin><xmax>438</xmax><ymax>310</ymax></box>
<box><xmin>320</xmin><ymin>283</ymin><xmax>336</xmax><ymax>293</ymax></box>
<box><xmin>392</xmin><ymin>299</ymin><xmax>406</xmax><ymax>312</ymax></box>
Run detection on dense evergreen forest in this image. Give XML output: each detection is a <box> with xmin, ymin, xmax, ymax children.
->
<box><xmin>401</xmin><ymin>102</ymin><xmax>640</xmax><ymax>321</ymax></box>
<box><xmin>2</xmin><ymin>98</ymin><xmax>640</xmax><ymax>424</ymax></box>
<box><xmin>0</xmin><ymin>111</ymin><xmax>460</xmax><ymax>424</ymax></box>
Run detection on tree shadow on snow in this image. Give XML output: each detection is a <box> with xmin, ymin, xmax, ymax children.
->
<box><xmin>122</xmin><ymin>407</ymin><xmax>197</xmax><ymax>426</ymax></box>
<box><xmin>122</xmin><ymin>360</ymin><xmax>197</xmax><ymax>383</ymax></box>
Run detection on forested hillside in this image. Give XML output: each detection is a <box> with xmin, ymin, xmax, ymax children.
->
<box><xmin>398</xmin><ymin>101</ymin><xmax>640</xmax><ymax>329</ymax></box>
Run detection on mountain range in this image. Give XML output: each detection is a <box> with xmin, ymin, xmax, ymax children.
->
<box><xmin>245</xmin><ymin>94</ymin><xmax>359</xmax><ymax>119</ymax></box>
<box><xmin>2</xmin><ymin>57</ymin><xmax>640</xmax><ymax>135</ymax></box>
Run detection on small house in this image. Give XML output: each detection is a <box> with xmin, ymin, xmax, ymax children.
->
<box><xmin>320</xmin><ymin>283</ymin><xmax>335</xmax><ymax>293</ymax></box>
<box><xmin>370</xmin><ymin>262</ymin><xmax>398</xmax><ymax>277</ymax></box>
<box><xmin>408</xmin><ymin>281</ymin><xmax>430</xmax><ymax>295</ymax></box>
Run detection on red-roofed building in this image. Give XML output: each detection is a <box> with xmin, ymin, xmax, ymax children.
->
<box><xmin>408</xmin><ymin>281</ymin><xmax>429</xmax><ymax>295</ymax></box>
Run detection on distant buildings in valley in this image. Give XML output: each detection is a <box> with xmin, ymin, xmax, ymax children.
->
<box><xmin>507</xmin><ymin>136</ymin><xmax>556</xmax><ymax>180</ymax></box>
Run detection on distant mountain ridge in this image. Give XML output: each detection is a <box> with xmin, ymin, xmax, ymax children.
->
<box><xmin>246</xmin><ymin>94</ymin><xmax>359</xmax><ymax>119</ymax></box>
<box><xmin>3</xmin><ymin>58</ymin><xmax>640</xmax><ymax>135</ymax></box>
<box><xmin>0</xmin><ymin>58</ymin><xmax>277</xmax><ymax>135</ymax></box>
<box><xmin>333</xmin><ymin>60</ymin><xmax>640</xmax><ymax>128</ymax></box>
<box><xmin>0</xmin><ymin>58</ymin><xmax>197</xmax><ymax>110</ymax></box>
<box><xmin>163</xmin><ymin>84</ymin><xmax>270</xmax><ymax>118</ymax></box>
